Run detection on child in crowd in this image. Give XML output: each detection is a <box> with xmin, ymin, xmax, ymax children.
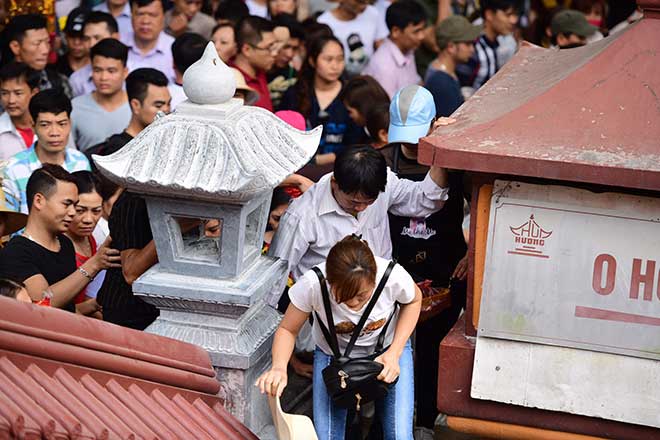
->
<box><xmin>279</xmin><ymin>35</ymin><xmax>362</xmax><ymax>166</ymax></box>
<box><xmin>0</xmin><ymin>278</ymin><xmax>32</xmax><ymax>303</ymax></box>
<box><xmin>340</xmin><ymin>75</ymin><xmax>389</xmax><ymax>136</ymax></box>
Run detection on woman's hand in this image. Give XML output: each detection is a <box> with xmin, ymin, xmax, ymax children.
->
<box><xmin>255</xmin><ymin>367</ymin><xmax>288</xmax><ymax>397</ymax></box>
<box><xmin>374</xmin><ymin>349</ymin><xmax>401</xmax><ymax>383</ymax></box>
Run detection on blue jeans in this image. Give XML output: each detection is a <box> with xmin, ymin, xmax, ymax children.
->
<box><xmin>313</xmin><ymin>340</ymin><xmax>414</xmax><ymax>440</ymax></box>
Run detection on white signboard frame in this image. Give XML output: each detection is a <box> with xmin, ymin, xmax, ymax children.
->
<box><xmin>479</xmin><ymin>180</ymin><xmax>660</xmax><ymax>361</ymax></box>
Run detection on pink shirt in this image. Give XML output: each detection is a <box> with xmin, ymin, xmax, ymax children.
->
<box><xmin>363</xmin><ymin>38</ymin><xmax>421</xmax><ymax>99</ymax></box>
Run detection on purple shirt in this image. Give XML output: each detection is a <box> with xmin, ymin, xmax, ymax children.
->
<box><xmin>363</xmin><ymin>38</ymin><xmax>421</xmax><ymax>99</ymax></box>
<box><xmin>125</xmin><ymin>32</ymin><xmax>176</xmax><ymax>83</ymax></box>
<box><xmin>69</xmin><ymin>64</ymin><xmax>94</xmax><ymax>97</ymax></box>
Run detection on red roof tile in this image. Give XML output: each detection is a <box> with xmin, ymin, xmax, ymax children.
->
<box><xmin>0</xmin><ymin>297</ymin><xmax>258</xmax><ymax>440</ymax></box>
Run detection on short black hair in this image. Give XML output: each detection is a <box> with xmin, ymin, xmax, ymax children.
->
<box><xmin>26</xmin><ymin>164</ymin><xmax>76</xmax><ymax>212</ymax></box>
<box><xmin>126</xmin><ymin>68</ymin><xmax>168</xmax><ymax>103</ymax></box>
<box><xmin>0</xmin><ymin>278</ymin><xmax>26</xmax><ymax>299</ymax></box>
<box><xmin>90</xmin><ymin>38</ymin><xmax>128</xmax><ymax>65</ymax></box>
<box><xmin>481</xmin><ymin>0</ymin><xmax>519</xmax><ymax>17</ymax></box>
<box><xmin>129</xmin><ymin>0</ymin><xmax>166</xmax><ymax>12</ymax></box>
<box><xmin>84</xmin><ymin>11</ymin><xmax>119</xmax><ymax>35</ymax></box>
<box><xmin>71</xmin><ymin>170</ymin><xmax>101</xmax><ymax>195</ymax></box>
<box><xmin>385</xmin><ymin>1</ymin><xmax>427</xmax><ymax>31</ymax></box>
<box><xmin>271</xmin><ymin>13</ymin><xmax>305</xmax><ymax>41</ymax></box>
<box><xmin>365</xmin><ymin>103</ymin><xmax>390</xmax><ymax>142</ymax></box>
<box><xmin>172</xmin><ymin>33</ymin><xmax>207</xmax><ymax>74</ymax></box>
<box><xmin>94</xmin><ymin>171</ymin><xmax>121</xmax><ymax>201</ymax></box>
<box><xmin>6</xmin><ymin>14</ymin><xmax>47</xmax><ymax>44</ymax></box>
<box><xmin>235</xmin><ymin>16</ymin><xmax>275</xmax><ymax>52</ymax></box>
<box><xmin>0</xmin><ymin>62</ymin><xmax>40</xmax><ymax>90</ymax></box>
<box><xmin>215</xmin><ymin>0</ymin><xmax>250</xmax><ymax>24</ymax></box>
<box><xmin>29</xmin><ymin>89</ymin><xmax>72</xmax><ymax>121</ymax></box>
<box><xmin>334</xmin><ymin>146</ymin><xmax>387</xmax><ymax>199</ymax></box>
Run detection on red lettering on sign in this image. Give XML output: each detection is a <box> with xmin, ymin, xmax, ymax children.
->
<box><xmin>592</xmin><ymin>254</ymin><xmax>616</xmax><ymax>295</ymax></box>
<box><xmin>629</xmin><ymin>259</ymin><xmax>656</xmax><ymax>301</ymax></box>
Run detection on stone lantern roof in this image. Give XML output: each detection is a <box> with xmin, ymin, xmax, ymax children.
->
<box><xmin>94</xmin><ymin>43</ymin><xmax>321</xmax><ymax>203</ymax></box>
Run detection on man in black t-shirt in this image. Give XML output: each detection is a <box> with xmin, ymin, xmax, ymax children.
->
<box><xmin>97</xmin><ymin>190</ymin><xmax>159</xmax><ymax>330</ymax></box>
<box><xmin>0</xmin><ymin>164</ymin><xmax>120</xmax><ymax>311</ymax></box>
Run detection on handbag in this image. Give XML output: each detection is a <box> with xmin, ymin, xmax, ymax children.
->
<box><xmin>312</xmin><ymin>260</ymin><xmax>398</xmax><ymax>412</ymax></box>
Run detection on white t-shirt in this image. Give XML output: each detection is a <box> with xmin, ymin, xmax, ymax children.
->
<box><xmin>289</xmin><ymin>257</ymin><xmax>416</xmax><ymax>357</ymax></box>
<box><xmin>246</xmin><ymin>0</ymin><xmax>268</xmax><ymax>17</ymax></box>
<box><xmin>317</xmin><ymin>5</ymin><xmax>389</xmax><ymax>76</ymax></box>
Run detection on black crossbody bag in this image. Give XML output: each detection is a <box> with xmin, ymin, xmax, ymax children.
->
<box><xmin>312</xmin><ymin>261</ymin><xmax>398</xmax><ymax>411</ymax></box>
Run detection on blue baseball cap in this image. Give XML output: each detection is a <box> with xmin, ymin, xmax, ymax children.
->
<box><xmin>388</xmin><ymin>85</ymin><xmax>436</xmax><ymax>144</ymax></box>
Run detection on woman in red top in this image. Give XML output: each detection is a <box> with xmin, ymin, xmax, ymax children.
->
<box><xmin>66</xmin><ymin>171</ymin><xmax>113</xmax><ymax>318</ymax></box>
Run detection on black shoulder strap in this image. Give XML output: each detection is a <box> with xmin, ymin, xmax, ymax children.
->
<box><xmin>312</xmin><ymin>267</ymin><xmax>341</xmax><ymax>358</ymax></box>
<box><xmin>343</xmin><ymin>260</ymin><xmax>397</xmax><ymax>358</ymax></box>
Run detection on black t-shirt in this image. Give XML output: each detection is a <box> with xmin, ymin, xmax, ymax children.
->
<box><xmin>97</xmin><ymin>191</ymin><xmax>159</xmax><ymax>329</ymax></box>
<box><xmin>54</xmin><ymin>55</ymin><xmax>74</xmax><ymax>78</ymax></box>
<box><xmin>425</xmin><ymin>70</ymin><xmax>464</xmax><ymax>118</ymax></box>
<box><xmin>380</xmin><ymin>144</ymin><xmax>467</xmax><ymax>285</ymax></box>
<box><xmin>0</xmin><ymin>235</ymin><xmax>76</xmax><ymax>312</ymax></box>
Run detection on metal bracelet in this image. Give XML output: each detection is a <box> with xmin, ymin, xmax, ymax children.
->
<box><xmin>78</xmin><ymin>266</ymin><xmax>95</xmax><ymax>281</ymax></box>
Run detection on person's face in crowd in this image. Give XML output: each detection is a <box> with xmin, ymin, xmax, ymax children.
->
<box><xmin>203</xmin><ymin>219</ymin><xmax>222</xmax><ymax>237</ymax></box>
<box><xmin>0</xmin><ymin>78</ymin><xmax>39</xmax><ymax>121</ymax></box>
<box><xmin>585</xmin><ymin>5</ymin><xmax>604</xmax><ymax>28</ymax></box>
<box><xmin>65</xmin><ymin>33</ymin><xmax>88</xmax><ymax>60</ymax></box>
<box><xmin>340</xmin><ymin>0</ymin><xmax>368</xmax><ymax>17</ymax></box>
<box><xmin>92</xmin><ymin>55</ymin><xmax>128</xmax><ymax>96</ymax></box>
<box><xmin>331</xmin><ymin>179</ymin><xmax>376</xmax><ymax>215</ymax></box>
<box><xmin>212</xmin><ymin>25</ymin><xmax>237</xmax><ymax>62</ymax></box>
<box><xmin>83</xmin><ymin>23</ymin><xmax>117</xmax><ymax>50</ymax></box>
<box><xmin>449</xmin><ymin>41</ymin><xmax>475</xmax><ymax>63</ymax></box>
<box><xmin>10</xmin><ymin>28</ymin><xmax>50</xmax><ymax>71</ymax></box>
<box><xmin>34</xmin><ymin>112</ymin><xmax>71</xmax><ymax>154</ymax></box>
<box><xmin>132</xmin><ymin>0</ymin><xmax>166</xmax><ymax>43</ymax></box>
<box><xmin>269</xmin><ymin>0</ymin><xmax>296</xmax><ymax>16</ymax></box>
<box><xmin>336</xmin><ymin>278</ymin><xmax>375</xmax><ymax>310</ymax></box>
<box><xmin>33</xmin><ymin>180</ymin><xmax>78</xmax><ymax>234</ymax></box>
<box><xmin>174</xmin><ymin>0</ymin><xmax>203</xmax><ymax>19</ymax></box>
<box><xmin>486</xmin><ymin>7</ymin><xmax>518</xmax><ymax>37</ymax></box>
<box><xmin>244</xmin><ymin>31</ymin><xmax>277</xmax><ymax>72</ymax></box>
<box><xmin>557</xmin><ymin>33</ymin><xmax>587</xmax><ymax>48</ymax></box>
<box><xmin>312</xmin><ymin>40</ymin><xmax>344</xmax><ymax>84</ymax></box>
<box><xmin>131</xmin><ymin>84</ymin><xmax>171</xmax><ymax>127</ymax></box>
<box><xmin>274</xmin><ymin>37</ymin><xmax>300</xmax><ymax>69</ymax></box>
<box><xmin>391</xmin><ymin>21</ymin><xmax>426</xmax><ymax>53</ymax></box>
<box><xmin>69</xmin><ymin>191</ymin><xmax>103</xmax><ymax>238</ymax></box>
<box><xmin>268</xmin><ymin>203</ymin><xmax>288</xmax><ymax>231</ymax></box>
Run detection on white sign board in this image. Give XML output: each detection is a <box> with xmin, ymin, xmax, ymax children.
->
<box><xmin>479</xmin><ymin>181</ymin><xmax>660</xmax><ymax>361</ymax></box>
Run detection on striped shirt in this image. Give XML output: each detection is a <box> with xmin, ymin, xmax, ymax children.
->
<box><xmin>2</xmin><ymin>145</ymin><xmax>91</xmax><ymax>214</ymax></box>
<box><xmin>473</xmin><ymin>34</ymin><xmax>499</xmax><ymax>90</ymax></box>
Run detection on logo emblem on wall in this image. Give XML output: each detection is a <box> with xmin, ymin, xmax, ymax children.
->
<box><xmin>508</xmin><ymin>214</ymin><xmax>553</xmax><ymax>259</ymax></box>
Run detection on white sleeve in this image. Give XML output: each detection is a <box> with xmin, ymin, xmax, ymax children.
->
<box><xmin>386</xmin><ymin>168</ymin><xmax>449</xmax><ymax>218</ymax></box>
<box><xmin>288</xmin><ymin>273</ymin><xmax>316</xmax><ymax>313</ymax></box>
<box><xmin>390</xmin><ymin>263</ymin><xmax>416</xmax><ymax>305</ymax></box>
<box><xmin>268</xmin><ymin>209</ymin><xmax>310</xmax><ymax>278</ymax></box>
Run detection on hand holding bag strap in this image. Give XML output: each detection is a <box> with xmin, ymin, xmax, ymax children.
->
<box><xmin>343</xmin><ymin>260</ymin><xmax>397</xmax><ymax>358</ymax></box>
<box><xmin>312</xmin><ymin>267</ymin><xmax>341</xmax><ymax>358</ymax></box>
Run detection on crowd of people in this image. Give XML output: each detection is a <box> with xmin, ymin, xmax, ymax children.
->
<box><xmin>0</xmin><ymin>0</ymin><xmax>641</xmax><ymax>439</ymax></box>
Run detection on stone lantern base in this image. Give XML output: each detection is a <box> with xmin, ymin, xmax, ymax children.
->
<box><xmin>134</xmin><ymin>255</ymin><xmax>286</xmax><ymax>434</ymax></box>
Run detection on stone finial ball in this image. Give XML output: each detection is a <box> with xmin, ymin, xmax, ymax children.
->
<box><xmin>183</xmin><ymin>42</ymin><xmax>237</xmax><ymax>105</ymax></box>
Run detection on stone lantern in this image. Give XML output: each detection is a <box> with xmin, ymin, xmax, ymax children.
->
<box><xmin>93</xmin><ymin>43</ymin><xmax>321</xmax><ymax>435</ymax></box>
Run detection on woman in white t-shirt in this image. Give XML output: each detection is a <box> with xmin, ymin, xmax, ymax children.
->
<box><xmin>256</xmin><ymin>235</ymin><xmax>421</xmax><ymax>439</ymax></box>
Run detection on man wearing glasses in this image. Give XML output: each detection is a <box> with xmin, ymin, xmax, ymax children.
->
<box><xmin>165</xmin><ymin>0</ymin><xmax>216</xmax><ymax>39</ymax></box>
<box><xmin>231</xmin><ymin>16</ymin><xmax>277</xmax><ymax>111</ymax></box>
